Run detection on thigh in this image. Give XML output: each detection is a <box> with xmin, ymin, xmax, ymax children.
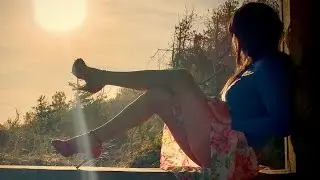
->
<box><xmin>147</xmin><ymin>88</ymin><xmax>201</xmax><ymax>165</ymax></box>
<box><xmin>176</xmin><ymin>87</ymin><xmax>213</xmax><ymax>168</ymax></box>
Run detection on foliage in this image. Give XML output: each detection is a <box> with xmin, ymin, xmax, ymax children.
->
<box><xmin>0</xmin><ymin>85</ymin><xmax>163</xmax><ymax>167</ymax></box>
<box><xmin>243</xmin><ymin>0</ymin><xmax>280</xmax><ymax>14</ymax></box>
<box><xmin>0</xmin><ymin>0</ymin><xmax>284</xmax><ymax>169</ymax></box>
<box><xmin>170</xmin><ymin>0</ymin><xmax>239</xmax><ymax>96</ymax></box>
<box><xmin>170</xmin><ymin>0</ymin><xmax>284</xmax><ymax>168</ymax></box>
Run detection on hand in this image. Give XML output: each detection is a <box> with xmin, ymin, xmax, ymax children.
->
<box><xmin>208</xmin><ymin>97</ymin><xmax>231</xmax><ymax>124</ymax></box>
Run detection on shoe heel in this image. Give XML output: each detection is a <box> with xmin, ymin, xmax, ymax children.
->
<box><xmin>76</xmin><ymin>156</ymin><xmax>89</xmax><ymax>169</ymax></box>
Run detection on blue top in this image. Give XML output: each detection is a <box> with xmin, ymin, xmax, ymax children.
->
<box><xmin>225</xmin><ymin>55</ymin><xmax>293</xmax><ymax>149</ymax></box>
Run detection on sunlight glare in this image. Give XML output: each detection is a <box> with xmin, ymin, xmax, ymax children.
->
<box><xmin>74</xmin><ymin>93</ymin><xmax>98</xmax><ymax>180</ymax></box>
<box><xmin>33</xmin><ymin>0</ymin><xmax>87</xmax><ymax>32</ymax></box>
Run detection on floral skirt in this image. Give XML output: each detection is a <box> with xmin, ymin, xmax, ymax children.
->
<box><xmin>160</xmin><ymin>97</ymin><xmax>259</xmax><ymax>180</ymax></box>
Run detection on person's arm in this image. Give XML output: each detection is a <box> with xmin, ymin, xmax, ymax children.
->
<box><xmin>231</xmin><ymin>60</ymin><xmax>293</xmax><ymax>137</ymax></box>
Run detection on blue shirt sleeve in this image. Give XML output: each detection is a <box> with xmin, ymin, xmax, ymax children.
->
<box><xmin>231</xmin><ymin>60</ymin><xmax>292</xmax><ymax>138</ymax></box>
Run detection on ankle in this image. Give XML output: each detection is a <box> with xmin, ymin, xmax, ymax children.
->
<box><xmin>70</xmin><ymin>131</ymin><xmax>102</xmax><ymax>151</ymax></box>
<box><xmin>88</xmin><ymin>130</ymin><xmax>103</xmax><ymax>146</ymax></box>
<box><xmin>91</xmin><ymin>68</ymin><xmax>108</xmax><ymax>85</ymax></box>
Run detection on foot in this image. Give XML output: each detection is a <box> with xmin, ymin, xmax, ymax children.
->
<box><xmin>51</xmin><ymin>138</ymin><xmax>102</xmax><ymax>158</ymax></box>
<box><xmin>72</xmin><ymin>58</ymin><xmax>105</xmax><ymax>93</ymax></box>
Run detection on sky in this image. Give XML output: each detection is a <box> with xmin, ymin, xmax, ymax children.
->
<box><xmin>0</xmin><ymin>0</ymin><xmax>222</xmax><ymax>124</ymax></box>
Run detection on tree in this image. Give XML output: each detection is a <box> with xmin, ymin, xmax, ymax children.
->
<box><xmin>4</xmin><ymin>109</ymin><xmax>21</xmax><ymax>130</ymax></box>
<box><xmin>50</xmin><ymin>91</ymin><xmax>70</xmax><ymax>134</ymax></box>
<box><xmin>68</xmin><ymin>82</ymin><xmax>94</xmax><ymax>106</ymax></box>
<box><xmin>243</xmin><ymin>0</ymin><xmax>280</xmax><ymax>14</ymax></box>
<box><xmin>170</xmin><ymin>0</ymin><xmax>239</xmax><ymax>96</ymax></box>
<box><xmin>32</xmin><ymin>95</ymin><xmax>54</xmax><ymax>134</ymax></box>
<box><xmin>51</xmin><ymin>91</ymin><xmax>69</xmax><ymax>111</ymax></box>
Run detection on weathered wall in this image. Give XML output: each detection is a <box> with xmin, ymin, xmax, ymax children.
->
<box><xmin>280</xmin><ymin>0</ymin><xmax>296</xmax><ymax>172</ymax></box>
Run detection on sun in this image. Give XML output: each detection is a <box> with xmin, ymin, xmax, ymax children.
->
<box><xmin>33</xmin><ymin>0</ymin><xmax>87</xmax><ymax>32</ymax></box>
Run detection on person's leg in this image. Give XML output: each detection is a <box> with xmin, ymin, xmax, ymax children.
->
<box><xmin>96</xmin><ymin>70</ymin><xmax>213</xmax><ymax>167</ymax></box>
<box><xmin>53</xmin><ymin>88</ymin><xmax>202</xmax><ymax>166</ymax></box>
<box><xmin>72</xmin><ymin>59</ymin><xmax>212</xmax><ymax>167</ymax></box>
<box><xmin>73</xmin><ymin>58</ymin><xmax>198</xmax><ymax>92</ymax></box>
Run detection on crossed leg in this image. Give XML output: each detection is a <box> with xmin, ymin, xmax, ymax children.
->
<box><xmin>70</xmin><ymin>87</ymin><xmax>212</xmax><ymax>167</ymax></box>
<box><xmin>54</xmin><ymin>59</ymin><xmax>213</xmax><ymax>167</ymax></box>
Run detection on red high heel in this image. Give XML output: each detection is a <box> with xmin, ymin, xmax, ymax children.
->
<box><xmin>51</xmin><ymin>131</ymin><xmax>103</xmax><ymax>168</ymax></box>
<box><xmin>72</xmin><ymin>58</ymin><xmax>105</xmax><ymax>93</ymax></box>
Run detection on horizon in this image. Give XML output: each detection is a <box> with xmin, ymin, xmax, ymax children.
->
<box><xmin>0</xmin><ymin>0</ymin><xmax>221</xmax><ymax>124</ymax></box>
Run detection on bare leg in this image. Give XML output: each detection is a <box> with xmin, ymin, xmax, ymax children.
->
<box><xmin>72</xmin><ymin>59</ymin><xmax>212</xmax><ymax>167</ymax></box>
<box><xmin>94</xmin><ymin>71</ymin><xmax>212</xmax><ymax>167</ymax></box>
<box><xmin>69</xmin><ymin>88</ymin><xmax>201</xmax><ymax>166</ymax></box>
<box><xmin>74</xmin><ymin>58</ymin><xmax>200</xmax><ymax>93</ymax></box>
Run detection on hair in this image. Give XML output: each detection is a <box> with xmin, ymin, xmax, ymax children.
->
<box><xmin>221</xmin><ymin>2</ymin><xmax>286</xmax><ymax>97</ymax></box>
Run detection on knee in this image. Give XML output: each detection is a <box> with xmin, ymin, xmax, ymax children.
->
<box><xmin>174</xmin><ymin>69</ymin><xmax>195</xmax><ymax>87</ymax></box>
<box><xmin>170</xmin><ymin>69</ymin><xmax>197</xmax><ymax>94</ymax></box>
<box><xmin>145</xmin><ymin>88</ymin><xmax>173</xmax><ymax>111</ymax></box>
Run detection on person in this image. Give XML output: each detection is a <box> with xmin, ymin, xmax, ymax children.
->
<box><xmin>51</xmin><ymin>2</ymin><xmax>293</xmax><ymax>179</ymax></box>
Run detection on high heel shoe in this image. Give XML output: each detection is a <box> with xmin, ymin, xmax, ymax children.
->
<box><xmin>51</xmin><ymin>131</ymin><xmax>103</xmax><ymax>168</ymax></box>
<box><xmin>72</xmin><ymin>58</ymin><xmax>105</xmax><ymax>93</ymax></box>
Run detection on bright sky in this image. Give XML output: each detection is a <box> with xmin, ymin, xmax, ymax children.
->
<box><xmin>0</xmin><ymin>0</ymin><xmax>220</xmax><ymax>124</ymax></box>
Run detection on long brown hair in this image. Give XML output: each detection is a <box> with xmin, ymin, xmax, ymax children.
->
<box><xmin>221</xmin><ymin>2</ymin><xmax>284</xmax><ymax>97</ymax></box>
